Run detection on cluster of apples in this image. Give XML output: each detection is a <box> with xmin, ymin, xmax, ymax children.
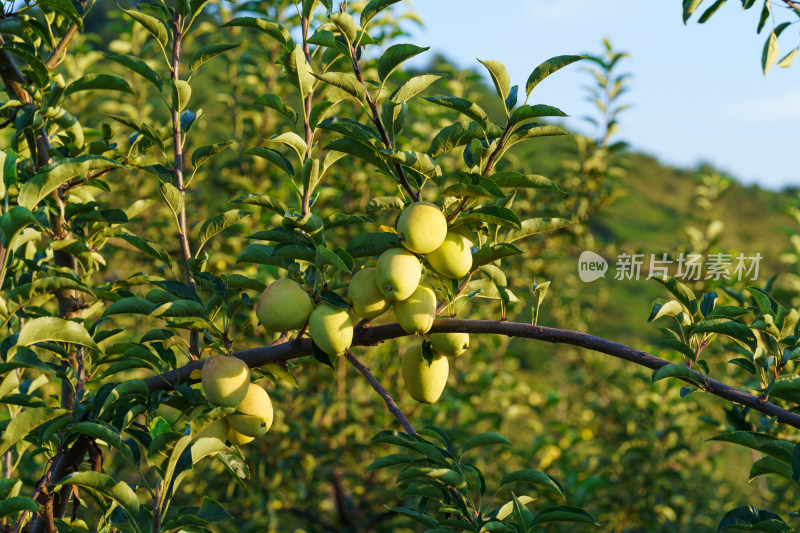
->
<box><xmin>259</xmin><ymin>201</ymin><xmax>472</xmax><ymax>403</ymax></box>
<box><xmin>199</xmin><ymin>354</ymin><xmax>274</xmax><ymax>445</ymax></box>
<box><xmin>197</xmin><ymin>202</ymin><xmax>472</xmax><ymax>441</ymax></box>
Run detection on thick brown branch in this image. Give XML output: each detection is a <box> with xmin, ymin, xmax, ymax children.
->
<box><xmin>345</xmin><ymin>350</ymin><xmax>416</xmax><ymax>435</ymax></box>
<box><xmin>144</xmin><ymin>319</ymin><xmax>800</xmax><ymax>430</ymax></box>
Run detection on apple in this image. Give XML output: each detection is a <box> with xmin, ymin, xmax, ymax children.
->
<box><xmin>396</xmin><ymin>202</ymin><xmax>448</xmax><ymax>254</ymax></box>
<box><xmin>309</xmin><ymin>303</ymin><xmax>353</xmax><ymax>356</ymax></box>
<box><xmin>348</xmin><ymin>268</ymin><xmax>391</xmax><ymax>318</ymax></box>
<box><xmin>394</xmin><ymin>283</ymin><xmax>437</xmax><ymax>335</ymax></box>
<box><xmin>401</xmin><ymin>344</ymin><xmax>449</xmax><ymax>404</ymax></box>
<box><xmin>256</xmin><ymin>278</ymin><xmax>314</xmax><ymax>332</ymax></box>
<box><xmin>375</xmin><ymin>248</ymin><xmax>421</xmax><ymax>301</ymax></box>
<box><xmin>201</xmin><ymin>354</ymin><xmax>250</xmax><ymax>408</ymax></box>
<box><xmin>427</xmin><ymin>232</ymin><xmax>473</xmax><ymax>279</ymax></box>
<box><xmin>430</xmin><ymin>331</ymin><xmax>470</xmax><ymax>358</ymax></box>
<box><xmin>227</xmin><ymin>383</ymin><xmax>274</xmax><ymax>438</ymax></box>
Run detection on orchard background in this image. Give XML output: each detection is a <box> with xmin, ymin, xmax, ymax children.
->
<box><xmin>1</xmin><ymin>1</ymin><xmax>800</xmax><ymax>532</ymax></box>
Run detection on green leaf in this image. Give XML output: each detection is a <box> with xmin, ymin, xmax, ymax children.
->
<box><xmin>237</xmin><ymin>244</ymin><xmax>296</xmax><ymax>270</ymax></box>
<box><xmin>478</xmin><ymin>59</ymin><xmax>511</xmax><ymax>105</ymax></box>
<box><xmin>18</xmin><ymin>317</ymin><xmax>100</xmax><ymax>352</ymax></box>
<box><xmin>683</xmin><ymin>0</ymin><xmax>704</xmax><ymax>23</ymax></box>
<box><xmin>692</xmin><ymin>318</ymin><xmax>756</xmax><ymax>348</ymax></box>
<box><xmin>710</xmin><ymin>432</ymin><xmax>794</xmax><ymax>464</ymax></box>
<box><xmin>390</xmin><ymin>74</ymin><xmax>444</xmax><ymax>103</ymax></box>
<box><xmin>750</xmin><ymin>456</ymin><xmax>793</xmax><ymax>482</ymax></box>
<box><xmin>0</xmin><ymin>206</ymin><xmax>37</xmax><ymax>248</ymax></box>
<box><xmin>71</xmin><ymin>421</ymin><xmax>134</xmax><ymax>462</ymax></box>
<box><xmin>172</xmin><ymin>80</ymin><xmax>192</xmax><ymax>112</ymax></box>
<box><xmin>192</xmin><ymin>141</ymin><xmax>233</xmax><ymax>170</ymax></box>
<box><xmin>196</xmin><ymin>209</ymin><xmax>251</xmax><ymax>254</ymax></box>
<box><xmin>18</xmin><ymin>155</ymin><xmax>122</xmax><ymax>210</ymax></box>
<box><xmin>56</xmin><ymin>472</ymin><xmax>139</xmax><ymax>521</ymax></box>
<box><xmin>232</xmin><ymin>193</ymin><xmax>289</xmax><ymax>215</ymax></box>
<box><xmin>160</xmin><ymin>182</ymin><xmax>183</xmax><ymax>220</ymax></box>
<box><xmin>378</xmin><ymin>44</ymin><xmax>429</xmax><ymax>81</ymax></box>
<box><xmin>312</xmin><ymin>71</ymin><xmax>366</xmax><ymax>102</ymax></box>
<box><xmin>254</xmin><ymin>94</ymin><xmax>298</xmax><ymax>124</ymax></box>
<box><xmin>506</xmin><ymin>122</ymin><xmax>568</xmax><ymax>147</ymax></box>
<box><xmin>102</xmin><ymin>297</ymin><xmax>153</xmax><ymax>316</ymax></box>
<box><xmin>364</xmin><ymin>454</ymin><xmax>416</xmax><ymax>473</ymax></box>
<box><xmin>490</xmin><ymin>171</ymin><xmax>564</xmax><ymax>193</ymax></box>
<box><xmin>427</xmin><ymin>121</ymin><xmax>503</xmax><ymax>158</ymax></box>
<box><xmin>424</xmin><ymin>95</ymin><xmax>488</xmax><ymax>125</ymax></box>
<box><xmin>0</xmin><ymin>407</ymin><xmax>68</xmax><ymax>455</ymax></box>
<box><xmin>278</xmin><ymin>45</ymin><xmax>315</xmax><ymax>98</ymax></box>
<box><xmin>530</xmin><ymin>506</ymin><xmax>601</xmax><ymax>527</ymax></box>
<box><xmin>243</xmin><ymin>147</ymin><xmax>294</xmax><ymax>178</ymax></box>
<box><xmin>105</xmin><ymin>113</ymin><xmax>165</xmax><ymax>150</ymax></box>
<box><xmin>324</xmin><ymin>138</ymin><xmax>389</xmax><ymax>172</ymax></box>
<box><xmin>505</xmin><ymin>218</ymin><xmax>571</xmax><ymax>242</ymax></box>
<box><xmin>221</xmin><ymin>17</ymin><xmax>293</xmax><ymax>51</ymax></box>
<box><xmin>499</xmin><ymin>469</ymin><xmax>565</xmax><ymax>500</ymax></box>
<box><xmin>345</xmin><ymin>232</ymin><xmax>399</xmax><ymax>257</ymax></box>
<box><xmin>651</xmin><ymin>275</ymin><xmax>698</xmax><ymax>316</ymax></box>
<box><xmin>265</xmin><ymin>132</ymin><xmax>308</xmax><ymax>161</ymax></box>
<box><xmin>763</xmin><ymin>29</ymin><xmax>779</xmax><ymax>75</ymax></box>
<box><xmin>453</xmin><ymin>206</ymin><xmax>521</xmax><ymax>229</ymax></box>
<box><xmin>190</xmin><ymin>43</ymin><xmax>239</xmax><ymax>72</ymax></box>
<box><xmin>149</xmin><ymin>299</ymin><xmax>206</xmax><ymax>318</ymax></box>
<box><xmin>698</xmin><ymin>0</ymin><xmax>727</xmax><ymax>22</ymax></box>
<box><xmin>767</xmin><ymin>377</ymin><xmax>800</xmax><ymax>404</ymax></box>
<box><xmin>106</xmin><ymin>53</ymin><xmax>163</xmax><ymax>91</ymax></box>
<box><xmin>317</xmin><ymin>117</ymin><xmax>381</xmax><ymax>148</ymax></box>
<box><xmin>316</xmin><ymin>245</ymin><xmax>351</xmax><ymax>273</ymax></box>
<box><xmin>510</xmin><ymin>104</ymin><xmax>567</xmax><ymax>124</ymax></box>
<box><xmin>361</xmin><ymin>0</ymin><xmax>401</xmax><ymax>26</ymax></box>
<box><xmin>525</xmin><ymin>55</ymin><xmax>584</xmax><ymax>96</ymax></box>
<box><xmin>0</xmin><ymin>497</ymin><xmax>40</xmax><ymax>518</ymax></box>
<box><xmin>65</xmin><ymin>74</ymin><xmax>134</xmax><ymax>96</ymax></box>
<box><xmin>382</xmin><ymin>150</ymin><xmax>437</xmax><ymax>176</ymax></box>
<box><xmin>462</xmin><ymin>432</ymin><xmax>512</xmax><ymax>452</ymax></box>
<box><xmin>120</xmin><ymin>7</ymin><xmax>168</xmax><ymax>49</ymax></box>
<box><xmin>386</xmin><ymin>506</ymin><xmax>438</xmax><ymax>528</ymax></box>
<box><xmin>323</xmin><ymin>213</ymin><xmax>373</xmax><ymax>229</ymax></box>
<box><xmin>778</xmin><ymin>47</ymin><xmax>799</xmax><ymax>68</ymax></box>
<box><xmin>471</xmin><ymin>243</ymin><xmax>522</xmax><ymax>268</ymax></box>
<box><xmin>496</xmin><ymin>495</ymin><xmax>536</xmax><ymax>521</ymax></box>
<box><xmin>761</xmin><ymin>23</ymin><xmax>790</xmax><ymax>75</ymax></box>
<box><xmin>717</xmin><ymin>506</ymin><xmax>790</xmax><ymax>531</ymax></box>
<box><xmin>651</xmin><ymin>364</ymin><xmax>703</xmax><ymax>386</ymax></box>
<box><xmin>112</xmin><ymin>234</ymin><xmax>172</xmax><ymax>269</ymax></box>
<box><xmin>38</xmin><ymin>0</ymin><xmax>83</xmax><ymax>29</ymax></box>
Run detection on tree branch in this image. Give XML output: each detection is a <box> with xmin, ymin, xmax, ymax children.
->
<box><xmin>345</xmin><ymin>350</ymin><xmax>416</xmax><ymax>435</ymax></box>
<box><xmin>144</xmin><ymin>319</ymin><xmax>800</xmax><ymax>430</ymax></box>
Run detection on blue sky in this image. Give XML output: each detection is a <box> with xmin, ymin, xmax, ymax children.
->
<box><xmin>403</xmin><ymin>0</ymin><xmax>800</xmax><ymax>190</ymax></box>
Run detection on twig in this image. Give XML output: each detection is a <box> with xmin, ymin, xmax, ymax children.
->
<box><xmin>44</xmin><ymin>24</ymin><xmax>79</xmax><ymax>69</ymax></box>
<box><xmin>169</xmin><ymin>14</ymin><xmax>199</xmax><ymax>358</ymax></box>
<box><xmin>446</xmin><ymin>120</ymin><xmax>513</xmax><ymax>222</ymax></box>
<box><xmin>300</xmin><ymin>14</ymin><xmax>314</xmax><ymax>216</ymax></box>
<box><xmin>344</xmin><ymin>350</ymin><xmax>416</xmax><ymax>435</ymax></box>
<box><xmin>144</xmin><ymin>319</ymin><xmax>800</xmax><ymax>430</ymax></box>
<box><xmin>349</xmin><ymin>46</ymin><xmax>420</xmax><ymax>202</ymax></box>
